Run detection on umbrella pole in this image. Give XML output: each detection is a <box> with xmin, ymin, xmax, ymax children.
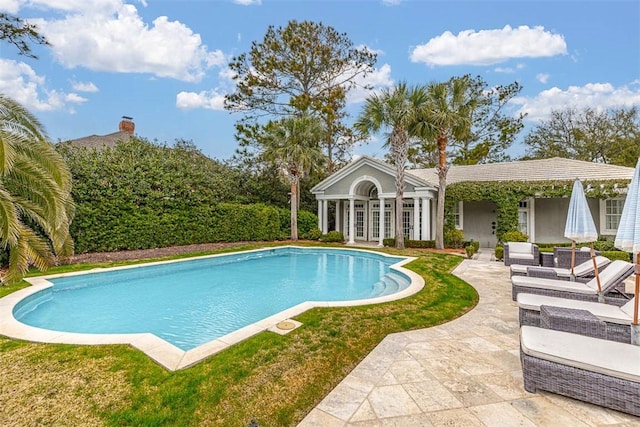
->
<box><xmin>590</xmin><ymin>242</ymin><xmax>602</xmax><ymax>293</ymax></box>
<box><xmin>633</xmin><ymin>252</ymin><xmax>639</xmax><ymax>345</ymax></box>
<box><xmin>570</xmin><ymin>240</ymin><xmax>576</xmax><ymax>281</ymax></box>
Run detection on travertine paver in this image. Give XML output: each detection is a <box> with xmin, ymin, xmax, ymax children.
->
<box><xmin>298</xmin><ymin>250</ymin><xmax>640</xmax><ymax>426</ymax></box>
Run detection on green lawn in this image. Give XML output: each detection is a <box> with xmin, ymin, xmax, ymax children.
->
<box><xmin>0</xmin><ymin>244</ymin><xmax>478</xmax><ymax>426</ymax></box>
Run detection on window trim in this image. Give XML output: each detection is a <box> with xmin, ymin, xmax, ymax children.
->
<box><xmin>599</xmin><ymin>198</ymin><xmax>624</xmax><ymax>234</ymax></box>
<box><xmin>453</xmin><ymin>201</ymin><xmax>463</xmax><ymax>230</ymax></box>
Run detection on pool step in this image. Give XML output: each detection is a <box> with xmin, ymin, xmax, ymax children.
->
<box><xmin>372</xmin><ymin>272</ymin><xmax>410</xmax><ymax>297</ymax></box>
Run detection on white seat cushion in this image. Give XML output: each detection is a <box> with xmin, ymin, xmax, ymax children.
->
<box><xmin>511</xmin><ymin>276</ymin><xmax>595</xmax><ymax>294</ymax></box>
<box><xmin>510</xmin><ymin>264</ymin><xmax>529</xmax><ymax>275</ymax></box>
<box><xmin>510</xmin><ymin>253</ymin><xmax>535</xmax><ymax>260</ymax></box>
<box><xmin>572</xmin><ymin>256</ymin><xmax>611</xmax><ymax>276</ymax></box>
<box><xmin>508</xmin><ymin>242</ymin><xmax>533</xmax><ymax>254</ymax></box>
<box><xmin>517</xmin><ymin>293</ymin><xmax>633</xmax><ymax>325</ymax></box>
<box><xmin>621</xmin><ymin>298</ymin><xmax>637</xmax><ymax>318</ymax></box>
<box><xmin>520</xmin><ymin>326</ymin><xmax>640</xmax><ymax>382</ymax></box>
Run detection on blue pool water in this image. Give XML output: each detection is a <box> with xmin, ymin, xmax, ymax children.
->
<box><xmin>14</xmin><ymin>247</ymin><xmax>410</xmax><ymax>351</ymax></box>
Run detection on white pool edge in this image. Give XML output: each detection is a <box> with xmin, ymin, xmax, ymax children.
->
<box><xmin>0</xmin><ymin>245</ymin><xmax>424</xmax><ymax>371</ymax></box>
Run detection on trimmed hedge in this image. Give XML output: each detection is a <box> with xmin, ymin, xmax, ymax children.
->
<box><xmin>72</xmin><ymin>202</ymin><xmax>319</xmax><ymax>253</ymax></box>
<box><xmin>382</xmin><ymin>238</ymin><xmax>436</xmax><ymax>249</ymax></box>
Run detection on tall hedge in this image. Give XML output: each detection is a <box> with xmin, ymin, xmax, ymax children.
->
<box><xmin>58</xmin><ymin>138</ymin><xmax>317</xmax><ymax>253</ymax></box>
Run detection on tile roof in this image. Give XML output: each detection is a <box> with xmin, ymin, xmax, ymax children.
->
<box><xmin>408</xmin><ymin>157</ymin><xmax>635</xmax><ymax>186</ymax></box>
<box><xmin>63</xmin><ymin>131</ymin><xmax>132</xmax><ymax>149</ymax></box>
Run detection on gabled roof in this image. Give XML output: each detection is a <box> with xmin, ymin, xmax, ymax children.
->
<box><xmin>311</xmin><ymin>155</ymin><xmax>434</xmax><ymax>193</ymax></box>
<box><xmin>63</xmin><ymin>131</ymin><xmax>132</xmax><ymax>150</ymax></box>
<box><xmin>409</xmin><ymin>157</ymin><xmax>635</xmax><ymax>186</ymax></box>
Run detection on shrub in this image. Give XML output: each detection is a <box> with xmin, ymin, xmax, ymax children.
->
<box><xmin>600</xmin><ymin>250</ymin><xmax>631</xmax><ymax>262</ymax></box>
<box><xmin>464</xmin><ymin>240</ymin><xmax>480</xmax><ymax>252</ymax></box>
<box><xmin>302</xmin><ymin>228</ymin><xmax>322</xmax><ymax>240</ymax></box>
<box><xmin>495</xmin><ymin>245</ymin><xmax>504</xmax><ymax>261</ymax></box>
<box><xmin>320</xmin><ymin>231</ymin><xmax>345</xmax><ymax>243</ymax></box>
<box><xmin>465</xmin><ymin>246</ymin><xmax>475</xmax><ymax>259</ymax></box>
<box><xmin>501</xmin><ymin>230</ymin><xmax>528</xmax><ymax>243</ymax></box>
<box><xmin>408</xmin><ymin>240</ymin><xmax>436</xmax><ymax>249</ymax></box>
<box><xmin>593</xmin><ymin>238</ymin><xmax>616</xmax><ymax>252</ymax></box>
<box><xmin>382</xmin><ymin>238</ymin><xmax>435</xmax><ymax>248</ymax></box>
<box><xmin>444</xmin><ymin>229</ymin><xmax>464</xmax><ymax>248</ymax></box>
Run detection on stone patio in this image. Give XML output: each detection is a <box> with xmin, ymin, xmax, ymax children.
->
<box><xmin>299</xmin><ymin>250</ymin><xmax>640</xmax><ymax>426</ymax></box>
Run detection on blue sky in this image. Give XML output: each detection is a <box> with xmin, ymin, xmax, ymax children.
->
<box><xmin>1</xmin><ymin>0</ymin><xmax>639</xmax><ymax>161</ymax></box>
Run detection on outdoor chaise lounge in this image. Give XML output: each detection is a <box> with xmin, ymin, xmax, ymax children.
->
<box><xmin>517</xmin><ymin>294</ymin><xmax>636</xmax><ymax>343</ymax></box>
<box><xmin>520</xmin><ymin>325</ymin><xmax>640</xmax><ymax>416</ymax></box>
<box><xmin>503</xmin><ymin>242</ymin><xmax>539</xmax><ymax>266</ymax></box>
<box><xmin>511</xmin><ymin>260</ymin><xmax>634</xmax><ymax>303</ymax></box>
<box><xmin>510</xmin><ymin>255</ymin><xmax>611</xmax><ymax>281</ymax></box>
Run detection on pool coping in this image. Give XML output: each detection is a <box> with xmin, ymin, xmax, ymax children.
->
<box><xmin>0</xmin><ymin>245</ymin><xmax>424</xmax><ymax>371</ymax></box>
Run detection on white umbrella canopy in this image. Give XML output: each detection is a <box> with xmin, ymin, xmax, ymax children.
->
<box><xmin>564</xmin><ymin>178</ymin><xmax>601</xmax><ymax>287</ymax></box>
<box><xmin>614</xmin><ymin>158</ymin><xmax>640</xmax><ymax>345</ymax></box>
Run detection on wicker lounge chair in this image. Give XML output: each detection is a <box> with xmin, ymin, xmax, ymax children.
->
<box><xmin>520</xmin><ymin>325</ymin><xmax>640</xmax><ymax>416</ymax></box>
<box><xmin>511</xmin><ymin>260</ymin><xmax>634</xmax><ymax>303</ymax></box>
<box><xmin>517</xmin><ymin>294</ymin><xmax>636</xmax><ymax>343</ymax></box>
<box><xmin>510</xmin><ymin>255</ymin><xmax>611</xmax><ymax>281</ymax></box>
<box><xmin>503</xmin><ymin>242</ymin><xmax>539</xmax><ymax>266</ymax></box>
<box><xmin>554</xmin><ymin>246</ymin><xmax>599</xmax><ymax>269</ymax></box>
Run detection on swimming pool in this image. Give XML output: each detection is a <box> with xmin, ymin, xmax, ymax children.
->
<box><xmin>0</xmin><ymin>246</ymin><xmax>423</xmax><ymax>370</ymax></box>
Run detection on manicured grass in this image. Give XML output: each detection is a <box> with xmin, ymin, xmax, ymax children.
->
<box><xmin>0</xmin><ymin>245</ymin><xmax>477</xmax><ymax>426</ymax></box>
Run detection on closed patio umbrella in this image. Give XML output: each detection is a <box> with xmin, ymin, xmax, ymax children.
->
<box><xmin>564</xmin><ymin>178</ymin><xmax>601</xmax><ymax>290</ymax></box>
<box><xmin>614</xmin><ymin>158</ymin><xmax>640</xmax><ymax>345</ymax></box>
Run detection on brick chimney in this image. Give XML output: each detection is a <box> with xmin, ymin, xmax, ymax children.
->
<box><xmin>119</xmin><ymin>116</ymin><xmax>135</xmax><ymax>135</ymax></box>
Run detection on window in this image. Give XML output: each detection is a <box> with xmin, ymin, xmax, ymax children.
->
<box><xmin>402</xmin><ymin>211</ymin><xmax>412</xmax><ymax>237</ymax></box>
<box><xmin>600</xmin><ymin>198</ymin><xmax>624</xmax><ymax>234</ymax></box>
<box><xmin>518</xmin><ymin>200</ymin><xmax>529</xmax><ymax>235</ymax></box>
<box><xmin>453</xmin><ymin>202</ymin><xmax>463</xmax><ymax>230</ymax></box>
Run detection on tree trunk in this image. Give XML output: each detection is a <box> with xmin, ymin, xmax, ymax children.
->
<box><xmin>435</xmin><ymin>134</ymin><xmax>448</xmax><ymax>250</ymax></box>
<box><xmin>392</xmin><ymin>130</ymin><xmax>407</xmax><ymax>250</ymax></box>
<box><xmin>290</xmin><ymin>177</ymin><xmax>299</xmax><ymax>241</ymax></box>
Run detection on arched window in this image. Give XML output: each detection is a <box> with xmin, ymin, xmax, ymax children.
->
<box><xmin>369</xmin><ymin>186</ymin><xmax>378</xmax><ymax>199</ymax></box>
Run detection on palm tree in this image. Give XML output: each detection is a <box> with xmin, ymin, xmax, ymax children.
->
<box><xmin>262</xmin><ymin>115</ymin><xmax>324</xmax><ymax>240</ymax></box>
<box><xmin>355</xmin><ymin>82</ymin><xmax>429</xmax><ymax>249</ymax></box>
<box><xmin>0</xmin><ymin>94</ymin><xmax>74</xmax><ymax>284</ymax></box>
<box><xmin>424</xmin><ymin>76</ymin><xmax>476</xmax><ymax>249</ymax></box>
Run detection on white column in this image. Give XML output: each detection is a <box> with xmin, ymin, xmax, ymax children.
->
<box><xmin>528</xmin><ymin>197</ymin><xmax>535</xmax><ymax>243</ymax></box>
<box><xmin>317</xmin><ymin>200</ymin><xmax>322</xmax><ymax>230</ymax></box>
<box><xmin>348</xmin><ymin>198</ymin><xmax>355</xmax><ymax>244</ymax></box>
<box><xmin>413</xmin><ymin>197</ymin><xmax>420</xmax><ymax>240</ymax></box>
<box><xmin>422</xmin><ymin>197</ymin><xmax>431</xmax><ymax>240</ymax></box>
<box><xmin>335</xmin><ymin>200</ymin><xmax>341</xmax><ymax>232</ymax></box>
<box><xmin>378</xmin><ymin>197</ymin><xmax>385</xmax><ymax>247</ymax></box>
<box><xmin>322</xmin><ymin>200</ymin><xmax>329</xmax><ymax>234</ymax></box>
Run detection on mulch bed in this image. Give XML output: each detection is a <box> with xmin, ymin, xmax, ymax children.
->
<box><xmin>68</xmin><ymin>242</ymin><xmax>467</xmax><ymax>265</ymax></box>
<box><xmin>68</xmin><ymin>242</ymin><xmax>253</xmax><ymax>264</ymax></box>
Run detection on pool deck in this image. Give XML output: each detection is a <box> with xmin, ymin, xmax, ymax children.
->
<box><xmin>298</xmin><ymin>250</ymin><xmax>640</xmax><ymax>426</ymax></box>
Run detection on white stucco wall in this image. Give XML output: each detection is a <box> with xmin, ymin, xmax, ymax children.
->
<box><xmin>533</xmin><ymin>198</ymin><xmax>600</xmax><ymax>243</ymax></box>
<box><xmin>461</xmin><ymin>201</ymin><xmax>498</xmax><ymax>248</ymax></box>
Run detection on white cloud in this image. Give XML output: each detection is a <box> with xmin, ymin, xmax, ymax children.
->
<box><xmin>536</xmin><ymin>73</ymin><xmax>550</xmax><ymax>84</ymax></box>
<box><xmin>65</xmin><ymin>92</ymin><xmax>88</xmax><ymax>103</ymax></box>
<box><xmin>512</xmin><ymin>81</ymin><xmax>640</xmax><ymax>122</ymax></box>
<box><xmin>0</xmin><ymin>0</ymin><xmax>21</xmax><ymax>13</ymax></box>
<box><xmin>347</xmin><ymin>63</ymin><xmax>394</xmax><ymax>104</ymax></box>
<box><xmin>71</xmin><ymin>80</ymin><xmax>99</xmax><ymax>92</ymax></box>
<box><xmin>382</xmin><ymin>0</ymin><xmax>402</xmax><ymax>5</ymax></box>
<box><xmin>29</xmin><ymin>1</ymin><xmax>224</xmax><ymax>82</ymax></box>
<box><xmin>0</xmin><ymin>59</ymin><xmax>83</xmax><ymax>111</ymax></box>
<box><xmin>410</xmin><ymin>25</ymin><xmax>567</xmax><ymax>67</ymax></box>
<box><xmin>233</xmin><ymin>0</ymin><xmax>261</xmax><ymax>5</ymax></box>
<box><xmin>494</xmin><ymin>63</ymin><xmax>524</xmax><ymax>74</ymax></box>
<box><xmin>176</xmin><ymin>90</ymin><xmax>226</xmax><ymax>110</ymax></box>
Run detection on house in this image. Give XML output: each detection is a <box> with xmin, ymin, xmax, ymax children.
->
<box><xmin>64</xmin><ymin>116</ymin><xmax>135</xmax><ymax>149</ymax></box>
<box><xmin>311</xmin><ymin>156</ymin><xmax>635</xmax><ymax>247</ymax></box>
